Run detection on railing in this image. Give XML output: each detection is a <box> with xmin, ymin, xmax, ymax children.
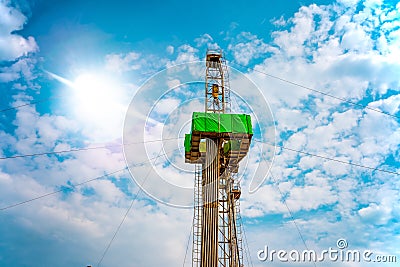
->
<box><xmin>192</xmin><ymin>164</ymin><xmax>203</xmax><ymax>267</ymax></box>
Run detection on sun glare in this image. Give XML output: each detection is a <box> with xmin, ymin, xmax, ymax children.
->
<box><xmin>73</xmin><ymin>73</ymin><xmax>113</xmax><ymax>115</ymax></box>
<box><xmin>68</xmin><ymin>72</ymin><xmax>128</xmax><ymax>140</ymax></box>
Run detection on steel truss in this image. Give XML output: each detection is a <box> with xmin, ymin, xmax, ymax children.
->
<box><xmin>192</xmin><ymin>50</ymin><xmax>245</xmax><ymax>267</ymax></box>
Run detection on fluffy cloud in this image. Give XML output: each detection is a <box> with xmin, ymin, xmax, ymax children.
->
<box><xmin>0</xmin><ymin>0</ymin><xmax>38</xmax><ymax>61</ymax></box>
<box><xmin>167</xmin><ymin>44</ymin><xmax>200</xmax><ymax>66</ymax></box>
<box><xmin>358</xmin><ymin>202</ymin><xmax>391</xmax><ymax>225</ymax></box>
<box><xmin>105</xmin><ymin>51</ymin><xmax>141</xmax><ymax>72</ymax></box>
<box><xmin>1</xmin><ymin>0</ymin><xmax>400</xmax><ymax>266</ymax></box>
<box><xmin>166</xmin><ymin>45</ymin><xmax>174</xmax><ymax>54</ymax></box>
<box><xmin>194</xmin><ymin>33</ymin><xmax>213</xmax><ymax>47</ymax></box>
<box><xmin>227</xmin><ymin>1</ymin><xmax>400</xmax><ymax>262</ymax></box>
<box><xmin>228</xmin><ymin>32</ymin><xmax>277</xmax><ymax>65</ymax></box>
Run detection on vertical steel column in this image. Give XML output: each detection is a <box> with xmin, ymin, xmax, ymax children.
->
<box><xmin>192</xmin><ymin>164</ymin><xmax>202</xmax><ymax>267</ymax></box>
<box><xmin>205</xmin><ymin>51</ymin><xmax>225</xmax><ymax>113</ymax></box>
<box><xmin>201</xmin><ymin>138</ymin><xmax>219</xmax><ymax>267</ymax></box>
<box><xmin>234</xmin><ymin>199</ymin><xmax>245</xmax><ymax>266</ymax></box>
<box><xmin>191</xmin><ymin>50</ymin><xmax>246</xmax><ymax>267</ymax></box>
<box><xmin>218</xmin><ymin>168</ymin><xmax>230</xmax><ymax>267</ymax></box>
<box><xmin>228</xmin><ymin>181</ymin><xmax>240</xmax><ymax>267</ymax></box>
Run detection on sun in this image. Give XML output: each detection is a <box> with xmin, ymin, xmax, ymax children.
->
<box><xmin>68</xmin><ymin>72</ymin><xmax>128</xmax><ymax>140</ymax></box>
<box><xmin>72</xmin><ymin>73</ymin><xmax>114</xmax><ymax>116</ymax></box>
<box><xmin>46</xmin><ymin>69</ymin><xmax>129</xmax><ymax>141</ymax></box>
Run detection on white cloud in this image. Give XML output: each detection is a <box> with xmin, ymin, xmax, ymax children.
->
<box><xmin>275</xmin><ymin>108</ymin><xmax>310</xmax><ymax>132</ymax></box>
<box><xmin>166</xmin><ymin>78</ymin><xmax>181</xmax><ymax>89</ymax></box>
<box><xmin>363</xmin><ymin>0</ymin><xmax>383</xmax><ymax>9</ymax></box>
<box><xmin>1</xmin><ymin>0</ymin><xmax>400</xmax><ymax>266</ymax></box>
<box><xmin>166</xmin><ymin>45</ymin><xmax>174</xmax><ymax>54</ymax></box>
<box><xmin>228</xmin><ymin>32</ymin><xmax>276</xmax><ymax>65</ymax></box>
<box><xmin>337</xmin><ymin>0</ymin><xmax>361</xmax><ymax>7</ymax></box>
<box><xmin>271</xmin><ymin>5</ymin><xmax>324</xmax><ymax>58</ymax></box>
<box><xmin>152</xmin><ymin>97</ymin><xmax>180</xmax><ymax>115</ymax></box>
<box><xmin>271</xmin><ymin>15</ymin><xmax>287</xmax><ymax>27</ymax></box>
<box><xmin>194</xmin><ymin>33</ymin><xmax>220</xmax><ymax>50</ymax></box>
<box><xmin>0</xmin><ymin>1</ymin><xmax>38</xmax><ymax>61</ymax></box>
<box><xmin>341</xmin><ymin>23</ymin><xmax>373</xmax><ymax>52</ymax></box>
<box><xmin>0</xmin><ymin>56</ymin><xmax>37</xmax><ymax>85</ymax></box>
<box><xmin>286</xmin><ymin>185</ymin><xmax>337</xmax><ymax>211</ymax></box>
<box><xmin>194</xmin><ymin>33</ymin><xmax>213</xmax><ymax>46</ymax></box>
<box><xmin>368</xmin><ymin>93</ymin><xmax>400</xmax><ymax>115</ymax></box>
<box><xmin>358</xmin><ymin>202</ymin><xmax>391</xmax><ymax>225</ymax></box>
<box><xmin>105</xmin><ymin>51</ymin><xmax>141</xmax><ymax>72</ymax></box>
<box><xmin>229</xmin><ymin>2</ymin><xmax>400</xmax><ymax>260</ymax></box>
<box><xmin>167</xmin><ymin>44</ymin><xmax>199</xmax><ymax>66</ymax></box>
<box><xmin>242</xmin><ymin>184</ymin><xmax>287</xmax><ymax>216</ymax></box>
<box><xmin>0</xmin><ymin>67</ymin><xmax>20</xmax><ymax>82</ymax></box>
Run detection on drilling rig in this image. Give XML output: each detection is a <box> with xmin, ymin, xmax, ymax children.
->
<box><xmin>184</xmin><ymin>50</ymin><xmax>253</xmax><ymax>267</ymax></box>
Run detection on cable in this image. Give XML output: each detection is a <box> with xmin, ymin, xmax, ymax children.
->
<box><xmin>0</xmin><ymin>168</ymin><xmax>127</xmax><ymax>211</ymax></box>
<box><xmin>270</xmin><ymin>172</ymin><xmax>318</xmax><ymax>267</ymax></box>
<box><xmin>5</xmin><ymin>61</ymin><xmax>399</xmax><ymax>123</ymax></box>
<box><xmin>230</xmin><ymin>61</ymin><xmax>400</xmax><ymax>120</ymax></box>
<box><xmin>0</xmin><ymin>148</ymin><xmax>178</xmax><ymax>211</ymax></box>
<box><xmin>0</xmin><ymin>97</ymin><xmax>57</xmax><ymax>113</ymax></box>
<box><xmin>0</xmin><ymin>145</ymin><xmax>117</xmax><ymax>160</ymax></box>
<box><xmin>96</xmin><ymin>147</ymin><xmax>167</xmax><ymax>267</ymax></box>
<box><xmin>97</xmin><ymin>198</ymin><xmax>135</xmax><ymax>267</ymax></box>
<box><xmin>231</xmin><ymin>91</ymin><xmax>241</xmax><ymax>114</ymax></box>
<box><xmin>0</xmin><ymin>137</ymin><xmax>183</xmax><ymax>160</ymax></box>
<box><xmin>239</xmin><ymin>216</ymin><xmax>254</xmax><ymax>267</ymax></box>
<box><xmin>251</xmin><ymin>138</ymin><xmax>397</xmax><ymax>266</ymax></box>
<box><xmin>254</xmin><ymin>141</ymin><xmax>317</xmax><ymax>267</ymax></box>
<box><xmin>182</xmin><ymin>224</ymin><xmax>193</xmax><ymax>267</ymax></box>
<box><xmin>253</xmin><ymin>139</ymin><xmax>400</xmax><ymax>176</ymax></box>
<box><xmin>0</xmin><ymin>67</ymin><xmax>164</xmax><ymax>114</ymax></box>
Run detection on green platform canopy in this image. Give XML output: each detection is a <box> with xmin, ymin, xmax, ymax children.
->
<box><xmin>185</xmin><ymin>112</ymin><xmax>253</xmax><ymax>156</ymax></box>
<box><xmin>191</xmin><ymin>112</ymin><xmax>253</xmax><ymax>134</ymax></box>
<box><xmin>184</xmin><ymin>134</ymin><xmax>192</xmax><ymax>152</ymax></box>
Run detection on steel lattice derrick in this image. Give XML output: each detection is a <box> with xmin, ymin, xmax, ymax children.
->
<box><xmin>190</xmin><ymin>50</ymin><xmax>249</xmax><ymax>267</ymax></box>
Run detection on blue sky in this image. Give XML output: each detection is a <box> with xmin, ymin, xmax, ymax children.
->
<box><xmin>1</xmin><ymin>0</ymin><xmax>400</xmax><ymax>266</ymax></box>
